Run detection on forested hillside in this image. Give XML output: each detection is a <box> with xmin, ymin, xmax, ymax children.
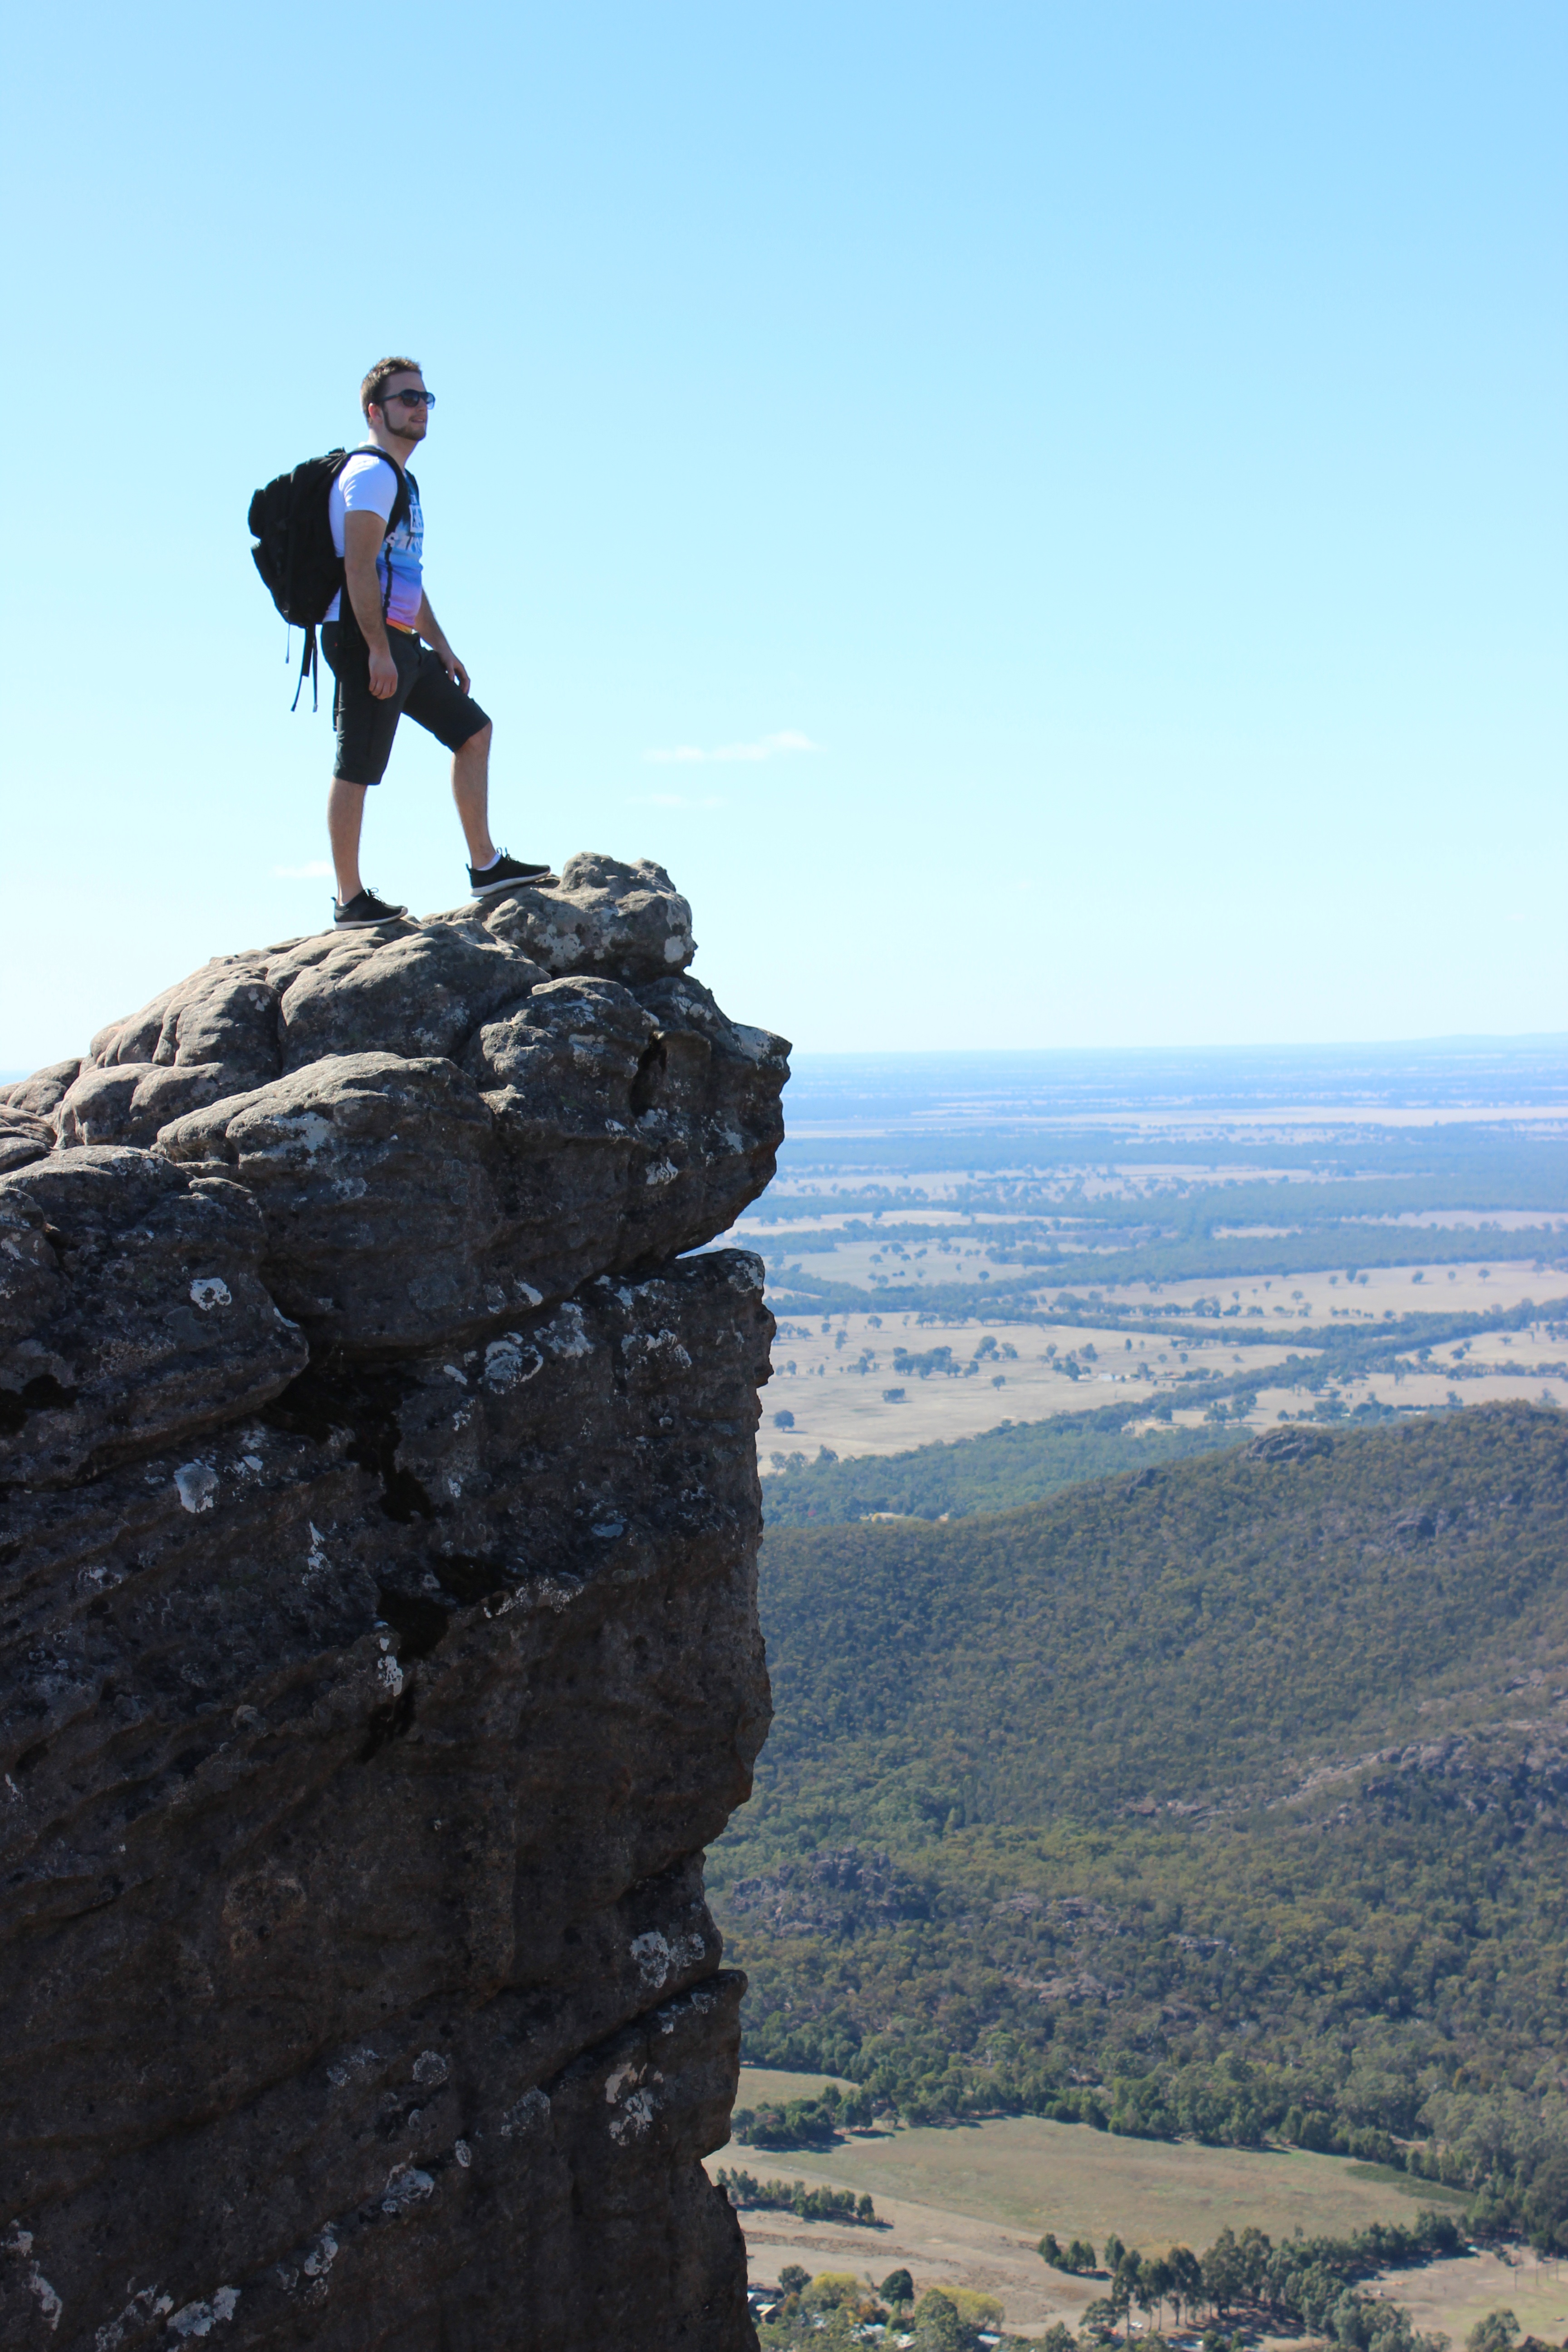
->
<box><xmin>712</xmin><ymin>1404</ymin><xmax>1568</xmax><ymax>2249</ymax></box>
<box><xmin>761</xmin><ymin>1406</ymin><xmax>1238</xmax><ymax>1526</ymax></box>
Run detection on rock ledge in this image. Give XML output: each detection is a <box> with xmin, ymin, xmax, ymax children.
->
<box><xmin>0</xmin><ymin>856</ymin><xmax>781</xmax><ymax>2352</ymax></box>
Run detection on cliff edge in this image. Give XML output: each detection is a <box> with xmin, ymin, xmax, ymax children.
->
<box><xmin>0</xmin><ymin>857</ymin><xmax>786</xmax><ymax>2351</ymax></box>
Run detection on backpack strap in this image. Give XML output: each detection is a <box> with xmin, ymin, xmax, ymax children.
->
<box><xmin>291</xmin><ymin>627</ymin><xmax>318</xmax><ymax>715</ymax></box>
<box><xmin>337</xmin><ymin>444</ymin><xmax>411</xmax><ymax>542</ymax></box>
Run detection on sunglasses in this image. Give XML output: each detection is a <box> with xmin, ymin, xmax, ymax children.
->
<box><xmin>382</xmin><ymin>387</ymin><xmax>434</xmax><ymax>408</ymax></box>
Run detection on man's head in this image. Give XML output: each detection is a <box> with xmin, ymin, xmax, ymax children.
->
<box><xmin>360</xmin><ymin>356</ymin><xmax>431</xmax><ymax>451</ymax></box>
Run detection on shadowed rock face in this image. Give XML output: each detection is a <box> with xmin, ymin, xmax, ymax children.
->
<box><xmin>0</xmin><ymin>858</ymin><xmax>781</xmax><ymax>2351</ymax></box>
<box><xmin>0</xmin><ymin>1152</ymin><xmax>306</xmax><ymax>1489</ymax></box>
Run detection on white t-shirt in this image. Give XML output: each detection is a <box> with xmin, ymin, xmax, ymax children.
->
<box><xmin>325</xmin><ymin>447</ymin><xmax>424</xmax><ymax>629</ymax></box>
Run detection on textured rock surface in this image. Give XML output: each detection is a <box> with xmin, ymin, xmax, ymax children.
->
<box><xmin>0</xmin><ymin>858</ymin><xmax>783</xmax><ymax>2350</ymax></box>
<box><xmin>0</xmin><ymin>1151</ymin><xmax>306</xmax><ymax>1489</ymax></box>
<box><xmin>449</xmin><ymin>850</ymin><xmax>696</xmax><ymax>982</ymax></box>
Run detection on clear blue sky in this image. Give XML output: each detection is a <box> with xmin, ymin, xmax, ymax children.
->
<box><xmin>4</xmin><ymin>1</ymin><xmax>1563</xmax><ymax>1068</ymax></box>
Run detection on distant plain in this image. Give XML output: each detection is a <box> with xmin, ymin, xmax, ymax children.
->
<box><xmin>711</xmin><ymin>1041</ymin><xmax>1568</xmax><ymax>1474</ymax></box>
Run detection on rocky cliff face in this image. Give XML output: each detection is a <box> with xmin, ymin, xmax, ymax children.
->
<box><xmin>0</xmin><ymin>858</ymin><xmax>784</xmax><ymax>2351</ymax></box>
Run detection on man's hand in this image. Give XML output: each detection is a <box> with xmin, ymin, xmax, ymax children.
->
<box><xmin>416</xmin><ymin>593</ymin><xmax>470</xmax><ymax>694</ymax></box>
<box><xmin>368</xmin><ymin>644</ymin><xmax>399</xmax><ymax>701</ymax></box>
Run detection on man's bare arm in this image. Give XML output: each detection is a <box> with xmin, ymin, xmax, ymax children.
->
<box><xmin>343</xmin><ymin>510</ymin><xmax>398</xmax><ymax>701</ymax></box>
<box><xmin>415</xmin><ymin>592</ymin><xmax>470</xmax><ymax>694</ymax></box>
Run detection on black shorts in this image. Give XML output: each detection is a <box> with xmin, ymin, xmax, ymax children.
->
<box><xmin>320</xmin><ymin>617</ymin><xmax>490</xmax><ymax>786</ymax></box>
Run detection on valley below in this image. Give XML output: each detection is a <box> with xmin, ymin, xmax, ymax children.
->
<box><xmin>706</xmin><ymin>2084</ymin><xmax>1568</xmax><ymax>2343</ymax></box>
<box><xmin>708</xmin><ymin>1045</ymin><xmax>1568</xmax><ymax>2344</ymax></box>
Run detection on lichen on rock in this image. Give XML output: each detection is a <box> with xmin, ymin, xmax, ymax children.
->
<box><xmin>0</xmin><ymin>856</ymin><xmax>782</xmax><ymax>2351</ymax></box>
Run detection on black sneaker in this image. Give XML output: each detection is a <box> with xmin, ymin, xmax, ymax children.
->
<box><xmin>333</xmin><ymin>886</ymin><xmax>408</xmax><ymax>929</ymax></box>
<box><xmin>467</xmin><ymin>850</ymin><xmax>557</xmax><ymax>897</ymax></box>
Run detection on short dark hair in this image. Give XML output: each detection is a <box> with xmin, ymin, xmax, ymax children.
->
<box><xmin>360</xmin><ymin>355</ymin><xmax>423</xmax><ymax>418</ymax></box>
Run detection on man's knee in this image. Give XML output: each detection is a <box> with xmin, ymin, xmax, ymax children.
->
<box><xmin>458</xmin><ymin>721</ymin><xmax>492</xmax><ymax>760</ymax></box>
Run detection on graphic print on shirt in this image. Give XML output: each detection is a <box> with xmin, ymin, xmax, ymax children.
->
<box><xmin>325</xmin><ymin>450</ymin><xmax>424</xmax><ymax>630</ymax></box>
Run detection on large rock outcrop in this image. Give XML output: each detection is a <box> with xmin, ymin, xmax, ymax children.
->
<box><xmin>0</xmin><ymin>858</ymin><xmax>784</xmax><ymax>2350</ymax></box>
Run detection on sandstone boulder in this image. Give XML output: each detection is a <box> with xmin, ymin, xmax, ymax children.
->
<box><xmin>0</xmin><ymin>1058</ymin><xmax>83</xmax><ymax>1118</ymax></box>
<box><xmin>1247</xmin><ymin>1424</ymin><xmax>1334</xmax><ymax>1464</ymax></box>
<box><xmin>276</xmin><ymin>922</ymin><xmax>544</xmax><ymax>1071</ymax></box>
<box><xmin>159</xmin><ymin>1052</ymin><xmax>512</xmax><ymax>1355</ymax></box>
<box><xmin>88</xmin><ymin>956</ymin><xmax>282</xmax><ymax>1082</ymax></box>
<box><xmin>440</xmin><ymin>850</ymin><xmax>695</xmax><ymax>981</ymax></box>
<box><xmin>157</xmin><ymin>955</ymin><xmax>786</xmax><ymax>1357</ymax></box>
<box><xmin>0</xmin><ymin>1148</ymin><xmax>307</xmax><ymax>1489</ymax></box>
<box><xmin>55</xmin><ymin>957</ymin><xmax>289</xmax><ymax>1149</ymax></box>
<box><xmin>54</xmin><ymin>1059</ymin><xmax>268</xmax><ymax>1150</ymax></box>
<box><xmin>0</xmin><ymin>1107</ymin><xmax>54</xmax><ymax>1175</ymax></box>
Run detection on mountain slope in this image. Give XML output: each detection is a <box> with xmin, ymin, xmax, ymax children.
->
<box><xmin>747</xmin><ymin>1405</ymin><xmax>1568</xmax><ymax>1824</ymax></box>
<box><xmin>762</xmin><ymin>1411</ymin><xmax>1240</xmax><ymax>1527</ymax></box>
<box><xmin>711</xmin><ymin>1404</ymin><xmax>1568</xmax><ymax>2245</ymax></box>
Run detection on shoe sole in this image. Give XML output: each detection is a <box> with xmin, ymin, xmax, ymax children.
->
<box><xmin>470</xmin><ymin>870</ymin><xmax>556</xmax><ymax>897</ymax></box>
<box><xmin>332</xmin><ymin>911</ymin><xmax>408</xmax><ymax>929</ymax></box>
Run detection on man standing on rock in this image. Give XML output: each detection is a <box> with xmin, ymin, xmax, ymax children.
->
<box><xmin>320</xmin><ymin>355</ymin><xmax>554</xmax><ymax>928</ymax></box>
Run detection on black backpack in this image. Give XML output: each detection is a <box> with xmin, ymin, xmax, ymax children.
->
<box><xmin>248</xmin><ymin>446</ymin><xmax>413</xmax><ymax>708</ymax></box>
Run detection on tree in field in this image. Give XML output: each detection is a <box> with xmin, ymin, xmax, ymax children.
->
<box><xmin>778</xmin><ymin>2264</ymin><xmax>809</xmax><ymax>2297</ymax></box>
<box><xmin>803</xmin><ymin>2272</ymin><xmax>860</xmax><ymax>2311</ymax></box>
<box><xmin>1202</xmin><ymin>2227</ymin><xmax>1245</xmax><ymax>2315</ymax></box>
<box><xmin>1140</xmin><ymin>2254</ymin><xmax>1175</xmax><ymax>2329</ymax></box>
<box><xmin>879</xmin><ymin>2268</ymin><xmax>915</xmax><ymax>2310</ymax></box>
<box><xmin>1235</xmin><ymin>2225</ymin><xmax>1272</xmax><ymax>2300</ymax></box>
<box><xmin>1113</xmin><ymin>2248</ymin><xmax>1142</xmax><ymax>2324</ymax></box>
<box><xmin>1168</xmin><ymin>2247</ymin><xmax>1203</xmax><ymax>2327</ymax></box>
<box><xmin>1466</xmin><ymin>2316</ymin><xmax>1520</xmax><ymax>2352</ymax></box>
<box><xmin>911</xmin><ymin>2288</ymin><xmax>964</xmax><ymax>2350</ymax></box>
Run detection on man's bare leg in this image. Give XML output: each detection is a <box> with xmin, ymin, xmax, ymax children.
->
<box><xmin>328</xmin><ymin>778</ymin><xmax>368</xmax><ymax>904</ymax></box>
<box><xmin>451</xmin><ymin>723</ymin><xmax>496</xmax><ymax>868</ymax></box>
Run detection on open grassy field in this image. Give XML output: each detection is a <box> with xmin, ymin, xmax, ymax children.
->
<box><xmin>733</xmin><ymin>2065</ymin><xmax>862</xmax><ymax>2104</ymax></box>
<box><xmin>1372</xmin><ymin>2246</ymin><xmax>1568</xmax><ymax>2349</ymax></box>
<box><xmin>755</xmin><ymin>1229</ymin><xmax>1563</xmax><ymax>1320</ymax></box>
<box><xmin>760</xmin><ymin>1312</ymin><xmax>1299</xmax><ymax>1462</ymax></box>
<box><xmin>710</xmin><ymin>2079</ymin><xmax>1494</xmax><ymax>2335</ymax></box>
<box><xmin>721</xmin><ymin>2081</ymin><xmax>1465</xmax><ymax>2246</ymax></box>
<box><xmin>756</xmin><ymin>1265</ymin><xmax>1566</xmax><ymax>1467</ymax></box>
